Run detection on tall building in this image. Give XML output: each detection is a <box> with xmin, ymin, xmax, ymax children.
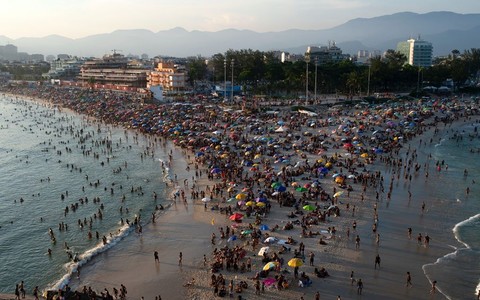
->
<box><xmin>77</xmin><ymin>53</ymin><xmax>148</xmax><ymax>88</ymax></box>
<box><xmin>147</xmin><ymin>62</ymin><xmax>186</xmax><ymax>91</ymax></box>
<box><xmin>396</xmin><ymin>37</ymin><xmax>433</xmax><ymax>67</ymax></box>
<box><xmin>306</xmin><ymin>42</ymin><xmax>350</xmax><ymax>65</ymax></box>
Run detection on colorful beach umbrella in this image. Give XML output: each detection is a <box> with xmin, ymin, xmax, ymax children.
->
<box><xmin>263</xmin><ymin>262</ymin><xmax>278</xmax><ymax>271</ymax></box>
<box><xmin>333</xmin><ymin>191</ymin><xmax>344</xmax><ymax>198</ymax></box>
<box><xmin>229</xmin><ymin>213</ymin><xmax>244</xmax><ymax>221</ymax></box>
<box><xmin>303</xmin><ymin>204</ymin><xmax>315</xmax><ymax>211</ymax></box>
<box><xmin>236</xmin><ymin>193</ymin><xmax>247</xmax><ymax>200</ymax></box>
<box><xmin>260</xmin><ymin>224</ymin><xmax>269</xmax><ymax>231</ymax></box>
<box><xmin>296</xmin><ymin>187</ymin><xmax>308</xmax><ymax>192</ymax></box>
<box><xmin>287</xmin><ymin>258</ymin><xmax>304</xmax><ymax>268</ymax></box>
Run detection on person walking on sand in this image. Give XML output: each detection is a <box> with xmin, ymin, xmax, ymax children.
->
<box><xmin>430</xmin><ymin>280</ymin><xmax>437</xmax><ymax>294</ymax></box>
<box><xmin>357</xmin><ymin>278</ymin><xmax>363</xmax><ymax>295</ymax></box>
<box><xmin>33</xmin><ymin>286</ymin><xmax>39</xmax><ymax>300</ymax></box>
<box><xmin>178</xmin><ymin>252</ymin><xmax>183</xmax><ymax>266</ymax></box>
<box><xmin>350</xmin><ymin>271</ymin><xmax>355</xmax><ymax>286</ymax></box>
<box><xmin>315</xmin><ymin>291</ymin><xmax>320</xmax><ymax>300</ymax></box>
<box><xmin>14</xmin><ymin>284</ymin><xmax>20</xmax><ymax>300</ymax></box>
<box><xmin>309</xmin><ymin>252</ymin><xmax>315</xmax><ymax>266</ymax></box>
<box><xmin>374</xmin><ymin>254</ymin><xmax>381</xmax><ymax>269</ymax></box>
<box><xmin>355</xmin><ymin>235</ymin><xmax>360</xmax><ymax>250</ymax></box>
<box><xmin>19</xmin><ymin>281</ymin><xmax>25</xmax><ymax>298</ymax></box>
<box><xmin>405</xmin><ymin>272</ymin><xmax>412</xmax><ymax>287</ymax></box>
<box><xmin>154</xmin><ymin>251</ymin><xmax>159</xmax><ymax>263</ymax></box>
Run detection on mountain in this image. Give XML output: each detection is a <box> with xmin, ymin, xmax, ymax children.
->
<box><xmin>2</xmin><ymin>11</ymin><xmax>480</xmax><ymax>58</ymax></box>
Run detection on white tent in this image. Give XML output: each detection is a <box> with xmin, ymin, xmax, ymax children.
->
<box><xmin>275</xmin><ymin>126</ymin><xmax>288</xmax><ymax>133</ymax></box>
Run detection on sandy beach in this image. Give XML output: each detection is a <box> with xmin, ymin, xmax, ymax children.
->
<box><xmin>2</xmin><ymin>85</ymin><xmax>479</xmax><ymax>300</ymax></box>
<box><xmin>70</xmin><ymin>111</ymin><xmax>475</xmax><ymax>300</ymax></box>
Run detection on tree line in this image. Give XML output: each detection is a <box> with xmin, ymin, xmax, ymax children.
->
<box><xmin>186</xmin><ymin>48</ymin><xmax>480</xmax><ymax>97</ymax></box>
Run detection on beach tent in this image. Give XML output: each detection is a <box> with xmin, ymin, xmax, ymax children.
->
<box><xmin>258</xmin><ymin>246</ymin><xmax>270</xmax><ymax>256</ymax></box>
<box><xmin>264</xmin><ymin>237</ymin><xmax>278</xmax><ymax>243</ymax></box>
<box><xmin>275</xmin><ymin>126</ymin><xmax>288</xmax><ymax>133</ymax></box>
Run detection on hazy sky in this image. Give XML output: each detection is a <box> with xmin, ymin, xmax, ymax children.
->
<box><xmin>1</xmin><ymin>0</ymin><xmax>478</xmax><ymax>39</ymax></box>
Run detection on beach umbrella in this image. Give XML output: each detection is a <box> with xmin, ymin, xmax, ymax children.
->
<box><xmin>195</xmin><ymin>151</ymin><xmax>205</xmax><ymax>157</ymax></box>
<box><xmin>260</xmin><ymin>224</ymin><xmax>269</xmax><ymax>231</ymax></box>
<box><xmin>229</xmin><ymin>213</ymin><xmax>244</xmax><ymax>221</ymax></box>
<box><xmin>201</xmin><ymin>197</ymin><xmax>211</xmax><ymax>202</ymax></box>
<box><xmin>258</xmin><ymin>246</ymin><xmax>270</xmax><ymax>256</ymax></box>
<box><xmin>241</xmin><ymin>230</ymin><xmax>253</xmax><ymax>235</ymax></box>
<box><xmin>335</xmin><ymin>177</ymin><xmax>344</xmax><ymax>184</ymax></box>
<box><xmin>227</xmin><ymin>235</ymin><xmax>237</xmax><ymax>242</ymax></box>
<box><xmin>227</xmin><ymin>197</ymin><xmax>236</xmax><ymax>203</ymax></box>
<box><xmin>287</xmin><ymin>258</ymin><xmax>304</xmax><ymax>268</ymax></box>
<box><xmin>236</xmin><ymin>193</ymin><xmax>247</xmax><ymax>200</ymax></box>
<box><xmin>256</xmin><ymin>197</ymin><xmax>267</xmax><ymax>203</ymax></box>
<box><xmin>271</xmin><ymin>182</ymin><xmax>282</xmax><ymax>189</ymax></box>
<box><xmin>210</xmin><ymin>168</ymin><xmax>221</xmax><ymax>174</ymax></box>
<box><xmin>275</xmin><ymin>185</ymin><xmax>287</xmax><ymax>192</ymax></box>
<box><xmin>246</xmin><ymin>201</ymin><xmax>255</xmax><ymax>206</ymax></box>
<box><xmin>237</xmin><ymin>200</ymin><xmax>246</xmax><ymax>206</ymax></box>
<box><xmin>333</xmin><ymin>191</ymin><xmax>344</xmax><ymax>198</ymax></box>
<box><xmin>254</xmin><ymin>154</ymin><xmax>262</xmax><ymax>159</ymax></box>
<box><xmin>263</xmin><ymin>262</ymin><xmax>278</xmax><ymax>271</ymax></box>
<box><xmin>271</xmin><ymin>191</ymin><xmax>280</xmax><ymax>196</ymax></box>
<box><xmin>291</xmin><ymin>182</ymin><xmax>299</xmax><ymax>187</ymax></box>
<box><xmin>360</xmin><ymin>153</ymin><xmax>369</xmax><ymax>158</ymax></box>
<box><xmin>296</xmin><ymin>187</ymin><xmax>308</xmax><ymax>192</ymax></box>
<box><xmin>303</xmin><ymin>204</ymin><xmax>315</xmax><ymax>211</ymax></box>
<box><xmin>256</xmin><ymin>202</ymin><xmax>266</xmax><ymax>207</ymax></box>
<box><xmin>332</xmin><ymin>173</ymin><xmax>341</xmax><ymax>178</ymax></box>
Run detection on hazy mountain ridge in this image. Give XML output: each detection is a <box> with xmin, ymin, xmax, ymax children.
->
<box><xmin>1</xmin><ymin>11</ymin><xmax>480</xmax><ymax>58</ymax></box>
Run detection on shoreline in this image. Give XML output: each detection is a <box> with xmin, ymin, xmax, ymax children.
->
<box><xmin>1</xmin><ymin>87</ymin><xmax>479</xmax><ymax>299</ymax></box>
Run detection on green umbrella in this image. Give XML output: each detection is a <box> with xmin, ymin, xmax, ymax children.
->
<box><xmin>271</xmin><ymin>182</ymin><xmax>282</xmax><ymax>188</ymax></box>
<box><xmin>303</xmin><ymin>204</ymin><xmax>315</xmax><ymax>211</ymax></box>
<box><xmin>296</xmin><ymin>187</ymin><xmax>308</xmax><ymax>192</ymax></box>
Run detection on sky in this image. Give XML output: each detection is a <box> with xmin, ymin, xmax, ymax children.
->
<box><xmin>0</xmin><ymin>0</ymin><xmax>479</xmax><ymax>39</ymax></box>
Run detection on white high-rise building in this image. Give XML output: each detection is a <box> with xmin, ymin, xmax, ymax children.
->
<box><xmin>396</xmin><ymin>37</ymin><xmax>433</xmax><ymax>67</ymax></box>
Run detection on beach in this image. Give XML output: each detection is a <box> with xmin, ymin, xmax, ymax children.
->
<box><xmin>1</xmin><ymin>86</ymin><xmax>480</xmax><ymax>300</ymax></box>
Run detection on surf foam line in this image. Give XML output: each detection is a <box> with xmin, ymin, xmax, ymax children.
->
<box><xmin>422</xmin><ymin>213</ymin><xmax>480</xmax><ymax>299</ymax></box>
<box><xmin>44</xmin><ymin>223</ymin><xmax>135</xmax><ymax>293</ymax></box>
<box><xmin>158</xmin><ymin>158</ymin><xmax>173</xmax><ymax>186</ymax></box>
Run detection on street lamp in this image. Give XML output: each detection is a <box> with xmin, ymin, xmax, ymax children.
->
<box><xmin>305</xmin><ymin>54</ymin><xmax>310</xmax><ymax>105</ymax></box>
<box><xmin>224</xmin><ymin>58</ymin><xmax>227</xmax><ymax>100</ymax></box>
<box><xmin>231</xmin><ymin>59</ymin><xmax>235</xmax><ymax>102</ymax></box>
<box><xmin>314</xmin><ymin>58</ymin><xmax>318</xmax><ymax>103</ymax></box>
<box><xmin>367</xmin><ymin>64</ymin><xmax>371</xmax><ymax>97</ymax></box>
<box><xmin>417</xmin><ymin>67</ymin><xmax>422</xmax><ymax>96</ymax></box>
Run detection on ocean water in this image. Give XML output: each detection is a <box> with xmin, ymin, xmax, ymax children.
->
<box><xmin>419</xmin><ymin>121</ymin><xmax>480</xmax><ymax>299</ymax></box>
<box><xmin>0</xmin><ymin>96</ymin><xmax>171</xmax><ymax>294</ymax></box>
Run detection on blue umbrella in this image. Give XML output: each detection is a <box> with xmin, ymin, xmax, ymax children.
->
<box><xmin>260</xmin><ymin>224</ymin><xmax>269</xmax><ymax>231</ymax></box>
<box><xmin>227</xmin><ymin>235</ymin><xmax>237</xmax><ymax>242</ymax></box>
<box><xmin>275</xmin><ymin>185</ymin><xmax>287</xmax><ymax>192</ymax></box>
